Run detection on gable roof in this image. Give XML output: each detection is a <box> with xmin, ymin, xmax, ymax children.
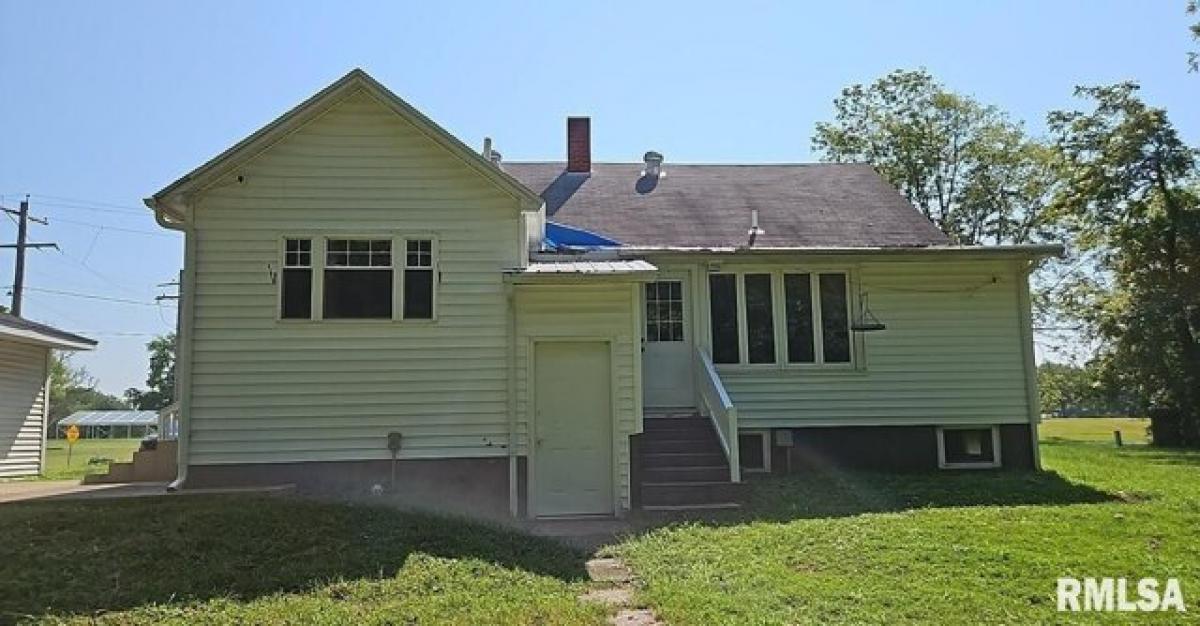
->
<box><xmin>146</xmin><ymin>68</ymin><xmax>544</xmax><ymax>216</ymax></box>
<box><xmin>0</xmin><ymin>313</ymin><xmax>97</xmax><ymax>350</ymax></box>
<box><xmin>503</xmin><ymin>162</ymin><xmax>950</xmax><ymax>248</ymax></box>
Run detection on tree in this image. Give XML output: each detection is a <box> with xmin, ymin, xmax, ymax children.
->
<box><xmin>124</xmin><ymin>333</ymin><xmax>176</xmax><ymax>410</ymax></box>
<box><xmin>812</xmin><ymin>69</ymin><xmax>1057</xmax><ymax>244</ymax></box>
<box><xmin>1047</xmin><ymin>82</ymin><xmax>1200</xmax><ymax>443</ymax></box>
<box><xmin>47</xmin><ymin>353</ymin><xmax>128</xmax><ymax>425</ymax></box>
<box><xmin>1189</xmin><ymin>1</ymin><xmax>1199</xmax><ymax>72</ymax></box>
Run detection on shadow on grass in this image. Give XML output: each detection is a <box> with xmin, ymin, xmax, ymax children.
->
<box><xmin>629</xmin><ymin>467</ymin><xmax>1119</xmax><ymax>530</ymax></box>
<box><xmin>0</xmin><ymin>494</ymin><xmax>590</xmax><ymax>621</ymax></box>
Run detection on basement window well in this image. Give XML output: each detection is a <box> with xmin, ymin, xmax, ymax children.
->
<box><xmin>937</xmin><ymin>426</ymin><xmax>1001</xmax><ymax>469</ymax></box>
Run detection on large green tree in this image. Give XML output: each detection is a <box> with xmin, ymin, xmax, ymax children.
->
<box><xmin>124</xmin><ymin>333</ymin><xmax>176</xmax><ymax>410</ymax></box>
<box><xmin>1048</xmin><ymin>83</ymin><xmax>1200</xmax><ymax>443</ymax></box>
<box><xmin>812</xmin><ymin>69</ymin><xmax>1057</xmax><ymax>244</ymax></box>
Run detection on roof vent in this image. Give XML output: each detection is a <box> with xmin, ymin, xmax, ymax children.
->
<box><xmin>643</xmin><ymin>151</ymin><xmax>664</xmax><ymax>178</ymax></box>
<box><xmin>482</xmin><ymin>137</ymin><xmax>502</xmax><ymax>169</ymax></box>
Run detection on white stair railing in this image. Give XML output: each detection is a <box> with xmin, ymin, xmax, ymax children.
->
<box><xmin>694</xmin><ymin>346</ymin><xmax>740</xmax><ymax>483</ymax></box>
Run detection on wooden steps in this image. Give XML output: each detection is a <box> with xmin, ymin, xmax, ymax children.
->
<box><xmin>637</xmin><ymin>413</ymin><xmax>745</xmax><ymax>510</ymax></box>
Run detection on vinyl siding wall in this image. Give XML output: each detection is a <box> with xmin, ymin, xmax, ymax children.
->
<box><xmin>186</xmin><ymin>89</ymin><xmax>523</xmax><ymax>466</ymax></box>
<box><xmin>514</xmin><ymin>282</ymin><xmax>641</xmax><ymax>511</ymax></box>
<box><xmin>657</xmin><ymin>257</ymin><xmax>1033</xmax><ymax>429</ymax></box>
<box><xmin>0</xmin><ymin>340</ymin><xmax>49</xmax><ymax>478</ymax></box>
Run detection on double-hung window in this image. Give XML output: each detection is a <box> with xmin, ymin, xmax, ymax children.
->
<box><xmin>324</xmin><ymin>239</ymin><xmax>394</xmax><ymax>319</ymax></box>
<box><xmin>708</xmin><ymin>271</ymin><xmax>852</xmax><ymax>366</ymax></box>
<box><xmin>281</xmin><ymin>238</ymin><xmax>313</xmax><ymax>319</ymax></box>
<box><xmin>403</xmin><ymin>239</ymin><xmax>434</xmax><ymax>320</ymax></box>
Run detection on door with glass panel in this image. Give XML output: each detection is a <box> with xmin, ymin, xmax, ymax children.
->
<box><xmin>642</xmin><ymin>276</ymin><xmax>694</xmax><ymax>407</ymax></box>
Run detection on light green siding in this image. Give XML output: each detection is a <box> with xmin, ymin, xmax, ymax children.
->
<box><xmin>0</xmin><ymin>340</ymin><xmax>49</xmax><ymax>478</ymax></box>
<box><xmin>514</xmin><ymin>283</ymin><xmax>640</xmax><ymax>510</ymax></box>
<box><xmin>658</xmin><ymin>257</ymin><xmax>1033</xmax><ymax>429</ymax></box>
<box><xmin>186</xmin><ymin>89</ymin><xmax>523</xmax><ymax>465</ymax></box>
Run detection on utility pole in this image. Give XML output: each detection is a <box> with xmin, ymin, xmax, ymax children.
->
<box><xmin>1</xmin><ymin>196</ymin><xmax>57</xmax><ymax>317</ymax></box>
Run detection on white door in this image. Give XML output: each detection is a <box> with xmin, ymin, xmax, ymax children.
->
<box><xmin>533</xmin><ymin>341</ymin><xmax>614</xmax><ymax>517</ymax></box>
<box><xmin>642</xmin><ymin>278</ymin><xmax>694</xmax><ymax>407</ymax></box>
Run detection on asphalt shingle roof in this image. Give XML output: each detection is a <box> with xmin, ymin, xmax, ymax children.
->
<box><xmin>503</xmin><ymin>162</ymin><xmax>949</xmax><ymax>248</ymax></box>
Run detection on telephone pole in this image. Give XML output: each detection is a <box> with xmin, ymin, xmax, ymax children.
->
<box><xmin>1</xmin><ymin>196</ymin><xmax>58</xmax><ymax>317</ymax></box>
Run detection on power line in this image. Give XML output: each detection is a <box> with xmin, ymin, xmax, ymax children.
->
<box><xmin>4</xmin><ymin>285</ymin><xmax>172</xmax><ymax>308</ymax></box>
<box><xmin>48</xmin><ymin>216</ymin><xmax>173</xmax><ymax>238</ymax></box>
<box><xmin>26</xmin><ymin>193</ymin><xmax>148</xmax><ymax>214</ymax></box>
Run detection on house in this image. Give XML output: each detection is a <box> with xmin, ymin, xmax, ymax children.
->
<box><xmin>0</xmin><ymin>313</ymin><xmax>96</xmax><ymax>478</ymax></box>
<box><xmin>145</xmin><ymin>69</ymin><xmax>1061</xmax><ymax>518</ymax></box>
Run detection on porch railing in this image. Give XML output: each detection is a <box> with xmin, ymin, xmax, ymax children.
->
<box><xmin>158</xmin><ymin>403</ymin><xmax>180</xmax><ymax>441</ymax></box>
<box><xmin>694</xmin><ymin>346</ymin><xmax>740</xmax><ymax>483</ymax></box>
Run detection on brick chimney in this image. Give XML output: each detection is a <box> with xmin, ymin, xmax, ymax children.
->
<box><xmin>566</xmin><ymin>117</ymin><xmax>591</xmax><ymax>173</ymax></box>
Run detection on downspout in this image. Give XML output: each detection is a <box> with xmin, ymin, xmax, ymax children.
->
<box><xmin>505</xmin><ymin>282</ymin><xmax>519</xmax><ymax>517</ymax></box>
<box><xmin>147</xmin><ymin>198</ymin><xmax>194</xmax><ymax>491</ymax></box>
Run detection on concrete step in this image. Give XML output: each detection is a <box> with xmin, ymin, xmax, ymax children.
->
<box><xmin>640</xmin><ymin>481</ymin><xmax>748</xmax><ymax>507</ymax></box>
<box><xmin>85</xmin><ymin>461</ymin><xmax>134</xmax><ymax>484</ymax></box>
<box><xmin>642</xmin><ymin>465</ymin><xmax>731</xmax><ymax>483</ymax></box>
<box><xmin>641</xmin><ymin>451</ymin><xmax>728</xmax><ymax>468</ymax></box>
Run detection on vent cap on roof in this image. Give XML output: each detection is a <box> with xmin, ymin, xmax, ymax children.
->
<box><xmin>643</xmin><ymin>151</ymin><xmax>664</xmax><ymax>178</ymax></box>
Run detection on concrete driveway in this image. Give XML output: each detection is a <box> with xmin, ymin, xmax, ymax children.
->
<box><xmin>0</xmin><ymin>480</ymin><xmax>171</xmax><ymax>504</ymax></box>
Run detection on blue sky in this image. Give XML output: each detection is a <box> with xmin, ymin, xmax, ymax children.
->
<box><xmin>1</xmin><ymin>1</ymin><xmax>1196</xmax><ymax>394</ymax></box>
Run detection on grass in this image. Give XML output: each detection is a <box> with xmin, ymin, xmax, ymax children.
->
<box><xmin>613</xmin><ymin>431</ymin><xmax>1200</xmax><ymax>624</ymax></box>
<box><xmin>0</xmin><ymin>496</ymin><xmax>605</xmax><ymax>624</ymax></box>
<box><xmin>1040</xmin><ymin>416</ymin><xmax>1150</xmax><ymax>444</ymax></box>
<box><xmin>40</xmin><ymin>438</ymin><xmax>142</xmax><ymax>481</ymax></box>
<box><xmin>2</xmin><ymin>424</ymin><xmax>1197</xmax><ymax>623</ymax></box>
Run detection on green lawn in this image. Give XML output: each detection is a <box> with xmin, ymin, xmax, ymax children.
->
<box><xmin>0</xmin><ymin>497</ymin><xmax>605</xmax><ymax>624</ymax></box>
<box><xmin>41</xmin><ymin>438</ymin><xmax>142</xmax><ymax>481</ymax></box>
<box><xmin>2</xmin><ymin>431</ymin><xmax>1197</xmax><ymax>624</ymax></box>
<box><xmin>614</xmin><ymin>435</ymin><xmax>1200</xmax><ymax>624</ymax></box>
<box><xmin>1040</xmin><ymin>416</ymin><xmax>1151</xmax><ymax>444</ymax></box>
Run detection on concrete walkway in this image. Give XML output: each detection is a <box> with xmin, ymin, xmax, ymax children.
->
<box><xmin>0</xmin><ymin>480</ymin><xmax>293</xmax><ymax>504</ymax></box>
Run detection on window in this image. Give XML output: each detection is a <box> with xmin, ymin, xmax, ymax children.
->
<box><xmin>710</xmin><ymin>271</ymin><xmax>852</xmax><ymax>366</ymax></box>
<box><xmin>784</xmin><ymin>272</ymin><xmax>850</xmax><ymax>365</ymax></box>
<box><xmin>645</xmin><ymin>281</ymin><xmax>683</xmax><ymax>342</ymax></box>
<box><xmin>937</xmin><ymin>426</ymin><xmax>1001</xmax><ymax>469</ymax></box>
<box><xmin>738</xmin><ymin>430</ymin><xmax>771</xmax><ymax>473</ymax></box>
<box><xmin>403</xmin><ymin>239</ymin><xmax>434</xmax><ymax>319</ymax></box>
<box><xmin>708</xmin><ymin>274</ymin><xmax>739</xmax><ymax>364</ymax></box>
<box><xmin>819</xmin><ymin>273</ymin><xmax>851</xmax><ymax>363</ymax></box>
<box><xmin>281</xmin><ymin>238</ymin><xmax>312</xmax><ymax>319</ymax></box>
<box><xmin>744</xmin><ymin>274</ymin><xmax>775</xmax><ymax>363</ymax></box>
<box><xmin>324</xmin><ymin>239</ymin><xmax>393</xmax><ymax>319</ymax></box>
<box><xmin>784</xmin><ymin>273</ymin><xmax>814</xmax><ymax>363</ymax></box>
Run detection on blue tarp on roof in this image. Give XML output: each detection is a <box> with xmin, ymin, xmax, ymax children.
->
<box><xmin>544</xmin><ymin>221</ymin><xmax>620</xmax><ymax>249</ymax></box>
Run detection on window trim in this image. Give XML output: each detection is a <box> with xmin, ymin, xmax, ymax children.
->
<box><xmin>276</xmin><ymin>234</ymin><xmax>438</xmax><ymax>323</ymax></box>
<box><xmin>936</xmin><ymin>425</ymin><xmax>1002</xmax><ymax>469</ymax></box>
<box><xmin>738</xmin><ymin>429</ymin><xmax>772</xmax><ymax>473</ymax></box>
<box><xmin>706</xmin><ymin>268</ymin><xmax>857</xmax><ymax>369</ymax></box>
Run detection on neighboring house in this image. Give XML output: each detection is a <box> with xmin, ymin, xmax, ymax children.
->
<box><xmin>0</xmin><ymin>313</ymin><xmax>96</xmax><ymax>478</ymax></box>
<box><xmin>145</xmin><ymin>69</ymin><xmax>1061</xmax><ymax>518</ymax></box>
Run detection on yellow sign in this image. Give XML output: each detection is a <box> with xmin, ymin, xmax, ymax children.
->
<box><xmin>66</xmin><ymin>425</ymin><xmax>80</xmax><ymax>443</ymax></box>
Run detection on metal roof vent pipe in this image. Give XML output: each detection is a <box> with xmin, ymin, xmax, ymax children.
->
<box><xmin>643</xmin><ymin>151</ymin><xmax>664</xmax><ymax>178</ymax></box>
<box><xmin>481</xmin><ymin>137</ymin><xmax>502</xmax><ymax>169</ymax></box>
